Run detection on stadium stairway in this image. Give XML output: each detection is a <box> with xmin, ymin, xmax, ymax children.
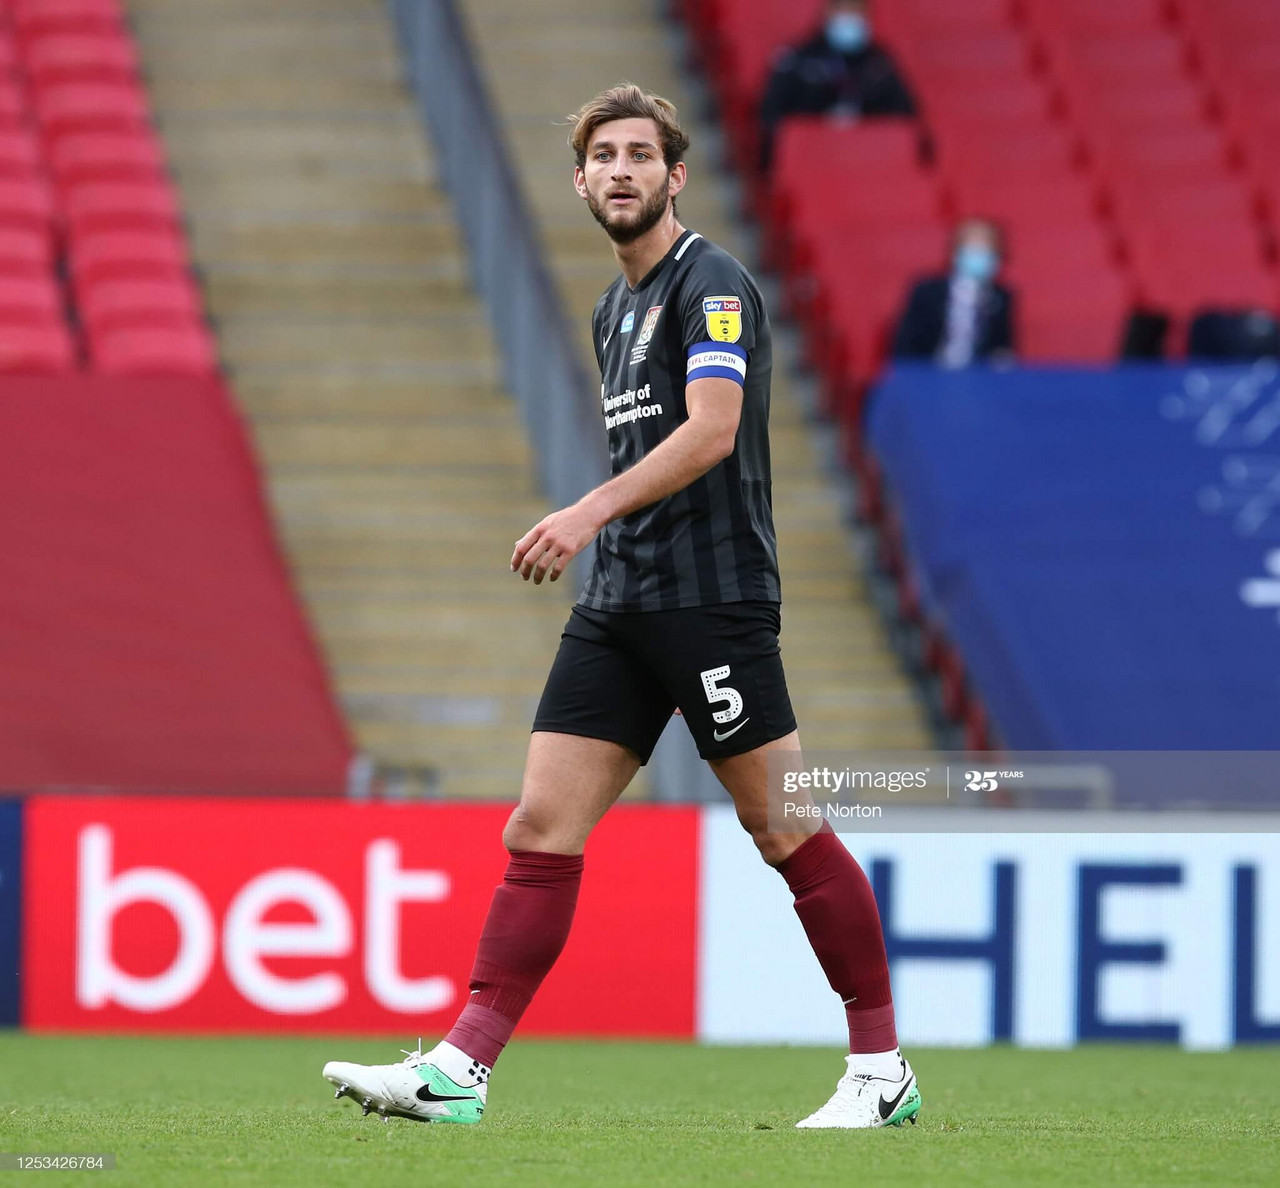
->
<box><xmin>458</xmin><ymin>0</ymin><xmax>932</xmax><ymax>752</ymax></box>
<box><xmin>123</xmin><ymin>0</ymin><xmax>573</xmax><ymax>797</ymax></box>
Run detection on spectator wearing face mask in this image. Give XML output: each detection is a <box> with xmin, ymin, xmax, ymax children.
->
<box><xmin>758</xmin><ymin>0</ymin><xmax>916</xmax><ymax>170</ymax></box>
<box><xmin>892</xmin><ymin>219</ymin><xmax>1016</xmax><ymax>368</ymax></box>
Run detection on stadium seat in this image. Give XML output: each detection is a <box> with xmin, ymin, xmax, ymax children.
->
<box><xmin>63</xmin><ymin>180</ymin><xmax>182</xmax><ymax>235</ymax></box>
<box><xmin>704</xmin><ymin>0</ymin><xmax>823</xmax><ymax>105</ymax></box>
<box><xmin>1025</xmin><ymin>0</ymin><xmax>1172</xmax><ymax>37</ymax></box>
<box><xmin>10</xmin><ymin>0</ymin><xmax>124</xmax><ymax>42</ymax></box>
<box><xmin>1181</xmin><ymin>0</ymin><xmax>1280</xmax><ymax>43</ymax></box>
<box><xmin>0</xmin><ymin>320</ymin><xmax>76</xmax><ymax>372</ymax></box>
<box><xmin>771</xmin><ymin>119</ymin><xmax>922</xmax><ymax>185</ymax></box>
<box><xmin>922</xmin><ymin>79</ymin><xmax>1056</xmax><ymax>138</ymax></box>
<box><xmin>878</xmin><ymin>0</ymin><xmax>1016</xmax><ymax>38</ymax></box>
<box><xmin>1071</xmin><ymin>81</ymin><xmax>1210</xmax><ymax>134</ymax></box>
<box><xmin>1096</xmin><ymin>128</ymin><xmax>1233</xmax><ymax>194</ymax></box>
<box><xmin>48</xmin><ymin>131</ymin><xmax>167</xmax><ymax>185</ymax></box>
<box><xmin>0</xmin><ymin>129</ymin><xmax>42</xmax><ymax>177</ymax></box>
<box><xmin>0</xmin><ymin>274</ymin><xmax>63</xmax><ymax>322</ymax></box>
<box><xmin>938</xmin><ymin>128</ymin><xmax>1079</xmax><ymax>194</ymax></box>
<box><xmin>22</xmin><ymin>32</ymin><xmax>139</xmax><ymax>86</ymax></box>
<box><xmin>88</xmin><ymin>324</ymin><xmax>218</xmax><ymax>374</ymax></box>
<box><xmin>0</xmin><ymin>85</ymin><xmax>29</xmax><ymax>128</ymax></box>
<box><xmin>1055</xmin><ymin>34</ymin><xmax>1191</xmax><ymax>85</ymax></box>
<box><xmin>898</xmin><ymin>31</ymin><xmax>1033</xmax><ymax>87</ymax></box>
<box><xmin>68</xmin><ymin>229</ymin><xmax>191</xmax><ymax>284</ymax></box>
<box><xmin>0</xmin><ymin>177</ymin><xmax>56</xmax><ymax>234</ymax></box>
<box><xmin>76</xmin><ymin>276</ymin><xmax>203</xmax><ymax>333</ymax></box>
<box><xmin>0</xmin><ymin>227</ymin><xmax>54</xmax><ymax>272</ymax></box>
<box><xmin>32</xmin><ymin>81</ymin><xmax>149</xmax><ymax>138</ymax></box>
<box><xmin>767</xmin><ymin>120</ymin><xmax>934</xmax><ymax>265</ymax></box>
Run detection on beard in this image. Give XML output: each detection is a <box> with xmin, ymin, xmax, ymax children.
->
<box><xmin>585</xmin><ymin>177</ymin><xmax>671</xmax><ymax>244</ymax></box>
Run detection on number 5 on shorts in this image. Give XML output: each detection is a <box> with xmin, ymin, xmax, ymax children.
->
<box><xmin>700</xmin><ymin>665</ymin><xmax>744</xmax><ymax>725</ymax></box>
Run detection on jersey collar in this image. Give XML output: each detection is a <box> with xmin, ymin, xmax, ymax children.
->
<box><xmin>625</xmin><ymin>229</ymin><xmax>701</xmax><ymax>295</ymax></box>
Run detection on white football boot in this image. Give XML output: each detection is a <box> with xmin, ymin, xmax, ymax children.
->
<box><xmin>796</xmin><ymin>1052</ymin><xmax>921</xmax><ymax>1129</ymax></box>
<box><xmin>323</xmin><ymin>1040</ymin><xmax>487</xmax><ymax>1124</ymax></box>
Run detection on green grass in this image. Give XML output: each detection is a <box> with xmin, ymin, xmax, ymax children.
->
<box><xmin>0</xmin><ymin>1037</ymin><xmax>1277</xmax><ymax>1187</ymax></box>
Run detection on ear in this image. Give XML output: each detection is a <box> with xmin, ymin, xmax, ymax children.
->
<box><xmin>573</xmin><ymin>165</ymin><xmax>589</xmax><ymax>200</ymax></box>
<box><xmin>668</xmin><ymin>161</ymin><xmax>687</xmax><ymax>200</ymax></box>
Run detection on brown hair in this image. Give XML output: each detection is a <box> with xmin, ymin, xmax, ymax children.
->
<box><xmin>567</xmin><ymin>84</ymin><xmax>690</xmax><ymax>170</ymax></box>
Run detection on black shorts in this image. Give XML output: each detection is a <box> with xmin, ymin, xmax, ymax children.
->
<box><xmin>532</xmin><ymin>601</ymin><xmax>797</xmax><ymax>763</ymax></box>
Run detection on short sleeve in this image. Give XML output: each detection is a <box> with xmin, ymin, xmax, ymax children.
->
<box><xmin>679</xmin><ymin>250</ymin><xmax>757</xmax><ymax>388</ymax></box>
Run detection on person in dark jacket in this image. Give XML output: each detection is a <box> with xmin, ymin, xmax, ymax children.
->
<box><xmin>892</xmin><ymin>218</ymin><xmax>1017</xmax><ymax>367</ymax></box>
<box><xmin>758</xmin><ymin>0</ymin><xmax>916</xmax><ymax>169</ymax></box>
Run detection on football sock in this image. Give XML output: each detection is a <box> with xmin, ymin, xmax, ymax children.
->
<box><xmin>443</xmin><ymin>849</ymin><xmax>584</xmax><ymax>1068</ymax></box>
<box><xmin>852</xmin><ymin>1047</ymin><xmax>905</xmax><ymax>1080</ymax></box>
<box><xmin>776</xmin><ymin>823</ymin><xmax>899</xmax><ymax>1055</ymax></box>
<box><xmin>428</xmin><ymin>1040</ymin><xmax>491</xmax><ymax>1087</ymax></box>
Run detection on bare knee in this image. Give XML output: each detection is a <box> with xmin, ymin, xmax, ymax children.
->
<box><xmin>501</xmin><ymin>799</ymin><xmax>588</xmax><ymax>854</ymax></box>
<box><xmin>735</xmin><ymin>806</ymin><xmax>808</xmax><ymax>868</ymax></box>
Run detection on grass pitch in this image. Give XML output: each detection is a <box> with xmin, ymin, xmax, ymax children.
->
<box><xmin>1</xmin><ymin>1036</ymin><xmax>1277</xmax><ymax>1186</ymax></box>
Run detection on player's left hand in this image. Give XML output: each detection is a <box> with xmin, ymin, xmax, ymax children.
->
<box><xmin>511</xmin><ymin>500</ymin><xmax>602</xmax><ymax>584</ymax></box>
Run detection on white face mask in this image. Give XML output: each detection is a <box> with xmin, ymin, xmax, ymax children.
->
<box><xmin>826</xmin><ymin>12</ymin><xmax>871</xmax><ymax>53</ymax></box>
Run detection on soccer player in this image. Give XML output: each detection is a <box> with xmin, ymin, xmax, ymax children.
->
<box><xmin>323</xmin><ymin>84</ymin><xmax>920</xmax><ymax>1130</ymax></box>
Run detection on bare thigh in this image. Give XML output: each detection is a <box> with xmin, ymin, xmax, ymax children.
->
<box><xmin>502</xmin><ymin>731</ymin><xmax>640</xmax><ymax>855</ymax></box>
<box><xmin>708</xmin><ymin>729</ymin><xmax>817</xmax><ymax>866</ymax></box>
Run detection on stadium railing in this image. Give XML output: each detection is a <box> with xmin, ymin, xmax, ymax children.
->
<box><xmin>389</xmin><ymin>0</ymin><xmax>606</xmax><ymax>515</ymax></box>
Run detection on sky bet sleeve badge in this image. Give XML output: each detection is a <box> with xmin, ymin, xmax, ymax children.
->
<box><xmin>703</xmin><ymin>296</ymin><xmax>743</xmax><ymax>343</ymax></box>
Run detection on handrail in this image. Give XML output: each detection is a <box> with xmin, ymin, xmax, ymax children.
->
<box><xmin>389</xmin><ymin>0</ymin><xmax>607</xmax><ymax>513</ymax></box>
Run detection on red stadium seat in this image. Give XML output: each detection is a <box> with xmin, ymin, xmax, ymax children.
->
<box><xmin>1070</xmin><ymin>81</ymin><xmax>1210</xmax><ymax>134</ymax></box>
<box><xmin>77</xmin><ymin>276</ymin><xmax>203</xmax><ymax>333</ymax></box>
<box><xmin>880</xmin><ymin>0</ymin><xmax>1016</xmax><ymax>37</ymax></box>
<box><xmin>922</xmin><ymin>79</ymin><xmax>1055</xmax><ymax>137</ymax></box>
<box><xmin>898</xmin><ymin>31</ymin><xmax>1033</xmax><ymax>92</ymax></box>
<box><xmin>707</xmin><ymin>0</ymin><xmax>824</xmax><ymax>103</ymax></box>
<box><xmin>10</xmin><ymin>0</ymin><xmax>123</xmax><ymax>41</ymax></box>
<box><xmin>68</xmin><ymin>229</ymin><xmax>190</xmax><ymax>284</ymax></box>
<box><xmin>63</xmin><ymin>180</ymin><xmax>182</xmax><ymax>235</ymax></box>
<box><xmin>0</xmin><ymin>276</ymin><xmax>64</xmax><ymax>323</ymax></box>
<box><xmin>1056</xmin><ymin>34</ymin><xmax>1191</xmax><ymax>84</ymax></box>
<box><xmin>1181</xmin><ymin>0</ymin><xmax>1280</xmax><ymax>43</ymax></box>
<box><xmin>89</xmin><ymin>324</ymin><xmax>218</xmax><ymax>374</ymax></box>
<box><xmin>771</xmin><ymin>119</ymin><xmax>922</xmax><ymax>183</ymax></box>
<box><xmin>0</xmin><ymin>274</ymin><xmax>63</xmax><ymax>322</ymax></box>
<box><xmin>0</xmin><ymin>129</ymin><xmax>42</xmax><ymax>178</ymax></box>
<box><xmin>0</xmin><ymin>177</ymin><xmax>56</xmax><ymax>234</ymax></box>
<box><xmin>23</xmin><ymin>32</ymin><xmax>139</xmax><ymax>86</ymax></box>
<box><xmin>938</xmin><ymin>128</ymin><xmax>1079</xmax><ymax>193</ymax></box>
<box><xmin>1096</xmin><ymin>128</ymin><xmax>1233</xmax><ymax>191</ymax></box>
<box><xmin>1025</xmin><ymin>0</ymin><xmax>1171</xmax><ymax>37</ymax></box>
<box><xmin>32</xmin><ymin>81</ymin><xmax>149</xmax><ymax>137</ymax></box>
<box><xmin>0</xmin><ymin>85</ymin><xmax>29</xmax><ymax>128</ymax></box>
<box><xmin>48</xmin><ymin>131</ymin><xmax>167</xmax><ymax>186</ymax></box>
<box><xmin>0</xmin><ymin>227</ymin><xmax>54</xmax><ymax>272</ymax></box>
<box><xmin>0</xmin><ymin>320</ymin><xmax>76</xmax><ymax>372</ymax></box>
<box><xmin>1117</xmin><ymin>178</ymin><xmax>1258</xmax><ymax>230</ymax></box>
<box><xmin>768</xmin><ymin>120</ymin><xmax>930</xmax><ymax>253</ymax></box>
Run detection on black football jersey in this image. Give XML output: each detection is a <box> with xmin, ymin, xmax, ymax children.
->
<box><xmin>578</xmin><ymin>230</ymin><xmax>781</xmax><ymax>611</ymax></box>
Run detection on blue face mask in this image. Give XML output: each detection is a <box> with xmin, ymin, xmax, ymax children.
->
<box><xmin>955</xmin><ymin>244</ymin><xmax>999</xmax><ymax>283</ymax></box>
<box><xmin>826</xmin><ymin>13</ymin><xmax>871</xmax><ymax>53</ymax></box>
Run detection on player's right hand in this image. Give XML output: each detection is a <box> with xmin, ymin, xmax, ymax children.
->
<box><xmin>511</xmin><ymin>498</ymin><xmax>603</xmax><ymax>585</ymax></box>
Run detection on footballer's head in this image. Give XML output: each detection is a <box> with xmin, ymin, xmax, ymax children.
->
<box><xmin>568</xmin><ymin>84</ymin><xmax>689</xmax><ymax>244</ymax></box>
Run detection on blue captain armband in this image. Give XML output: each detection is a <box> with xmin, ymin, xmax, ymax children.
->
<box><xmin>686</xmin><ymin>341</ymin><xmax>748</xmax><ymax>385</ymax></box>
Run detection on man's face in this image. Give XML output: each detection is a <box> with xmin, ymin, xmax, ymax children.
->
<box><xmin>575</xmin><ymin>117</ymin><xmax>685</xmax><ymax>244</ymax></box>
